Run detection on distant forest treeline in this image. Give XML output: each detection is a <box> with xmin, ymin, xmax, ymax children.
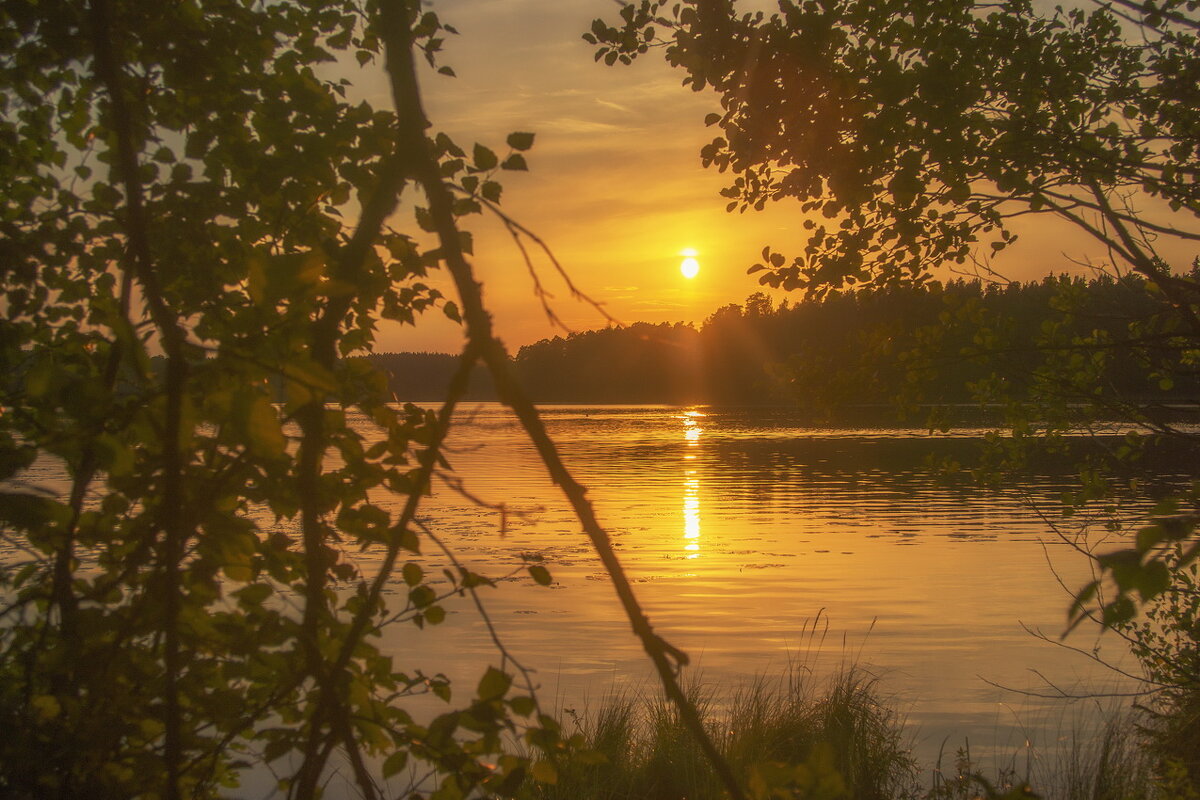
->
<box><xmin>370</xmin><ymin>273</ymin><xmax>1200</xmax><ymax>411</ymax></box>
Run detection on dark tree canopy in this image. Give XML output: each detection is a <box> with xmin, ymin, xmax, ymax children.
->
<box><xmin>589</xmin><ymin>0</ymin><xmax>1200</xmax><ymax>316</ymax></box>
<box><xmin>490</xmin><ymin>275</ymin><xmax>1197</xmax><ymax>414</ymax></box>
<box><xmin>588</xmin><ymin>0</ymin><xmax>1200</xmax><ymax>755</ymax></box>
<box><xmin>0</xmin><ymin>1</ymin><xmax>756</xmax><ymax>797</ymax></box>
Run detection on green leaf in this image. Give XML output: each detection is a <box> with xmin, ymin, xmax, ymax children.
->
<box><xmin>410</xmin><ymin>584</ymin><xmax>436</xmax><ymax>608</ymax></box>
<box><xmin>247</xmin><ymin>395</ymin><xmax>286</xmax><ymax>457</ymax></box>
<box><xmin>263</xmin><ymin>738</ymin><xmax>292</xmax><ymax>764</ymax></box>
<box><xmin>500</xmin><ymin>153</ymin><xmax>527</xmax><ymax>171</ymax></box>
<box><xmin>461</xmin><ymin>571</ymin><xmax>493</xmax><ymax>589</ymax></box>
<box><xmin>94</xmin><ymin>433</ymin><xmax>135</xmax><ymax>478</ymax></box>
<box><xmin>23</xmin><ymin>359</ymin><xmax>54</xmax><ymax>399</ymax></box>
<box><xmin>531</xmin><ymin>760</ymin><xmax>557</xmax><ymax>785</ymax></box>
<box><xmin>506</xmin><ymin>131</ymin><xmax>535</xmax><ymax>151</ymax></box>
<box><xmin>396</xmin><ymin>527</ymin><xmax>421</xmax><ymax>553</ymax></box>
<box><xmin>1135</xmin><ymin>560</ymin><xmax>1170</xmax><ymax>601</ymax></box>
<box><xmin>382</xmin><ymin>750</ymin><xmax>408</xmax><ymax>778</ymax></box>
<box><xmin>1068</xmin><ymin>580</ymin><xmax>1099</xmax><ymax>623</ymax></box>
<box><xmin>432</xmin><ymin>778</ymin><xmax>464</xmax><ymax>800</ymax></box>
<box><xmin>452</xmin><ymin>197</ymin><xmax>481</xmax><ymax>216</ymax></box>
<box><xmin>1102</xmin><ymin>595</ymin><xmax>1136</xmax><ymax>627</ymax></box>
<box><xmin>528</xmin><ymin>565</ymin><xmax>552</xmax><ymax>586</ymax></box>
<box><xmin>31</xmin><ymin>695</ymin><xmax>61</xmax><ymax>721</ymax></box>
<box><xmin>473</xmin><ymin>143</ymin><xmax>498</xmax><ymax>171</ymax></box>
<box><xmin>509</xmin><ymin>696</ymin><xmax>536</xmax><ymax>716</ymax></box>
<box><xmin>224</xmin><ymin>563</ymin><xmax>254</xmax><ymax>582</ymax></box>
<box><xmin>1136</xmin><ymin>524</ymin><xmax>1164</xmax><ymax>552</ymax></box>
<box><xmin>477</xmin><ymin>666</ymin><xmax>512</xmax><ymax>700</ymax></box>
<box><xmin>403</xmin><ymin>562</ymin><xmax>423</xmax><ymax>586</ymax></box>
<box><xmin>234</xmin><ymin>583</ymin><xmax>273</xmax><ymax>606</ymax></box>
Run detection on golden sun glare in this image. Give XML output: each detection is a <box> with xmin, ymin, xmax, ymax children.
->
<box><xmin>680</xmin><ymin>256</ymin><xmax>700</xmax><ymax>279</ymax></box>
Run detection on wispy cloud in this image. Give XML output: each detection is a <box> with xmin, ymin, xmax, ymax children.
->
<box><xmin>595</xmin><ymin>97</ymin><xmax>634</xmax><ymax>114</ymax></box>
<box><xmin>542</xmin><ymin>117</ymin><xmax>636</xmax><ymax>135</ymax></box>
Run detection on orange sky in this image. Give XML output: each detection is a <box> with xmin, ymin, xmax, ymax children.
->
<box><xmin>359</xmin><ymin>0</ymin><xmax>1196</xmax><ymax>355</ymax></box>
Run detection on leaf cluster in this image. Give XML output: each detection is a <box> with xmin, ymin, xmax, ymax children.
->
<box><xmin>0</xmin><ymin>1</ymin><xmax>565</xmax><ymax>798</ymax></box>
<box><xmin>589</xmin><ymin>5</ymin><xmax>1200</xmax><ymax>770</ymax></box>
<box><xmin>590</xmin><ymin>0</ymin><xmax>1200</xmax><ymax>303</ymax></box>
<box><xmin>508</xmin><ymin>272</ymin><xmax>1200</xmax><ymax>416</ymax></box>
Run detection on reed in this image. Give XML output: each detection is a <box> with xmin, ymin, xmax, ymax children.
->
<box><xmin>537</xmin><ymin>666</ymin><xmax>921</xmax><ymax>800</ymax></box>
<box><xmin>528</xmin><ymin>675</ymin><xmax>1191</xmax><ymax>800</ymax></box>
<box><xmin>1046</xmin><ymin>712</ymin><xmax>1157</xmax><ymax>800</ymax></box>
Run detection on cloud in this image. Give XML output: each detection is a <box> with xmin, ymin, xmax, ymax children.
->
<box><xmin>630</xmin><ymin>300</ymin><xmax>689</xmax><ymax>312</ymax></box>
<box><xmin>541</xmin><ymin>117</ymin><xmax>637</xmax><ymax>135</ymax></box>
<box><xmin>595</xmin><ymin>98</ymin><xmax>634</xmax><ymax>114</ymax></box>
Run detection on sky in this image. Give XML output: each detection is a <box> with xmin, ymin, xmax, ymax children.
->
<box><xmin>359</xmin><ymin>0</ymin><xmax>1194</xmax><ymax>355</ymax></box>
<box><xmin>364</xmin><ymin>0</ymin><xmax>779</xmax><ymax>354</ymax></box>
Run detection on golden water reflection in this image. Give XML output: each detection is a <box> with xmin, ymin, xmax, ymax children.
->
<box><xmin>681</xmin><ymin>410</ymin><xmax>705</xmax><ymax>559</ymax></box>
<box><xmin>683</xmin><ymin>475</ymin><xmax>700</xmax><ymax>559</ymax></box>
<box><xmin>379</xmin><ymin>404</ymin><xmax>1146</xmax><ymax>777</ymax></box>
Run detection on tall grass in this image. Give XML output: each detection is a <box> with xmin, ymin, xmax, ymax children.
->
<box><xmin>536</xmin><ymin>666</ymin><xmax>921</xmax><ymax>800</ymax></box>
<box><xmin>922</xmin><ymin>711</ymin><xmax>1158</xmax><ymax>800</ymax></box>
<box><xmin>1046</xmin><ymin>713</ymin><xmax>1157</xmax><ymax>800</ymax></box>
<box><xmin>519</xmin><ymin>615</ymin><xmax>1177</xmax><ymax>799</ymax></box>
<box><xmin>526</xmin><ymin>674</ymin><xmax>1184</xmax><ymax>800</ymax></box>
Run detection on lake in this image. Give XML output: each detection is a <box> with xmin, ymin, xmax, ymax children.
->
<box><xmin>4</xmin><ymin>401</ymin><xmax>1158</xmax><ymax>787</ymax></box>
<box><xmin>344</xmin><ymin>403</ymin><xmax>1151</xmax><ymax>775</ymax></box>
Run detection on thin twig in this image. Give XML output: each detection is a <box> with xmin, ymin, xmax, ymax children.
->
<box><xmin>379</xmin><ymin>5</ymin><xmax>748</xmax><ymax>797</ymax></box>
<box><xmin>331</xmin><ymin>345</ymin><xmax>478</xmax><ymax>678</ymax></box>
<box><xmin>473</xmin><ymin>192</ymin><xmax>619</xmax><ymax>328</ymax></box>
<box><xmin>86</xmin><ymin>2</ymin><xmax>190</xmax><ymax>795</ymax></box>
<box><xmin>416</xmin><ymin>520</ymin><xmax>541</xmax><ymax>696</ymax></box>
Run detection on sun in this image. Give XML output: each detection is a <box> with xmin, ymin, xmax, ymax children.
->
<box><xmin>680</xmin><ymin>253</ymin><xmax>700</xmax><ymax>279</ymax></box>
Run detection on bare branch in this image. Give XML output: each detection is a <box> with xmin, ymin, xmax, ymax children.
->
<box><xmin>379</xmin><ymin>3</ymin><xmax>749</xmax><ymax>796</ymax></box>
<box><xmin>473</xmin><ymin>191</ymin><xmax>619</xmax><ymax>328</ymax></box>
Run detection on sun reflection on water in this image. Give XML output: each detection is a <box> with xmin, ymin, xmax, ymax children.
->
<box><xmin>684</xmin><ymin>476</ymin><xmax>700</xmax><ymax>539</ymax></box>
<box><xmin>681</xmin><ymin>410</ymin><xmax>704</xmax><ymax>445</ymax></box>
<box><xmin>680</xmin><ymin>410</ymin><xmax>705</xmax><ymax>559</ymax></box>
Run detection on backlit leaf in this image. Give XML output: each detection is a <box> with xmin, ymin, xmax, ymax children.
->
<box><xmin>506</xmin><ymin>131</ymin><xmax>535</xmax><ymax>151</ymax></box>
<box><xmin>473</xmin><ymin>143</ymin><xmax>498</xmax><ymax>170</ymax></box>
<box><xmin>477</xmin><ymin>666</ymin><xmax>512</xmax><ymax>700</ymax></box>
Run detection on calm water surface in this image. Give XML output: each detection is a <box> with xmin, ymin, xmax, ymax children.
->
<box><xmin>5</xmin><ymin>403</ymin><xmax>1152</xmax><ymax>781</ymax></box>
<box><xmin>352</xmin><ymin>404</ymin><xmax>1147</xmax><ymax>771</ymax></box>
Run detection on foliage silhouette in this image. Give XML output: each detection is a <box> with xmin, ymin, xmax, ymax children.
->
<box><xmin>0</xmin><ymin>2</ymin><xmax>740</xmax><ymax>798</ymax></box>
<box><xmin>488</xmin><ymin>275</ymin><xmax>1197</xmax><ymax>417</ymax></box>
<box><xmin>588</xmin><ymin>0</ymin><xmax>1200</xmax><ymax>788</ymax></box>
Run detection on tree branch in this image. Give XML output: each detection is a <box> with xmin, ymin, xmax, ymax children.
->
<box><xmin>86</xmin><ymin>2</ymin><xmax>189</xmax><ymax>796</ymax></box>
<box><xmin>379</xmin><ymin>3</ymin><xmax>748</xmax><ymax>797</ymax></box>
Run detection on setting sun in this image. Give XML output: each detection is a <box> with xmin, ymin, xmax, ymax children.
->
<box><xmin>680</xmin><ymin>256</ymin><xmax>700</xmax><ymax>279</ymax></box>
